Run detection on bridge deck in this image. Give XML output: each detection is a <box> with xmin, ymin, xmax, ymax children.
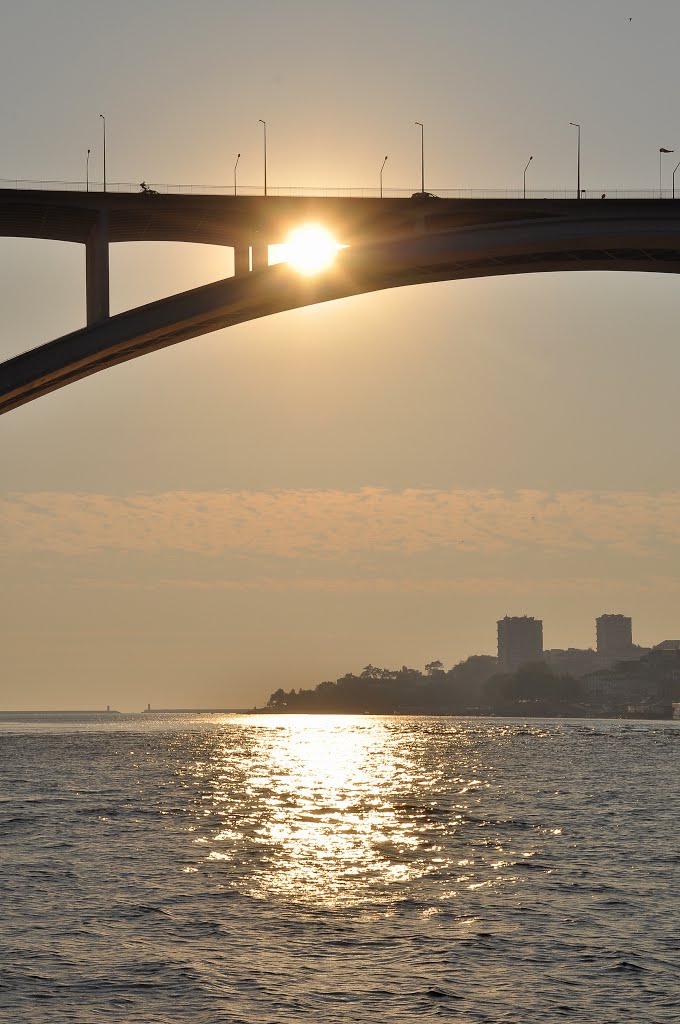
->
<box><xmin>2</xmin><ymin>190</ymin><xmax>680</xmax><ymax>248</ymax></box>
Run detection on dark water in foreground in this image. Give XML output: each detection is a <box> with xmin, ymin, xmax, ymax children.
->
<box><xmin>0</xmin><ymin>715</ymin><xmax>678</xmax><ymax>1023</ymax></box>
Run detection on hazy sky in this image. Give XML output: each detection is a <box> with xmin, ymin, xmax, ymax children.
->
<box><xmin>3</xmin><ymin>0</ymin><xmax>680</xmax><ymax>710</ymax></box>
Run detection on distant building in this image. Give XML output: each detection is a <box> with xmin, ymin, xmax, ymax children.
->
<box><xmin>581</xmin><ymin>644</ymin><xmax>680</xmax><ymax>710</ymax></box>
<box><xmin>581</xmin><ymin>670</ymin><xmax>661</xmax><ymax>707</ymax></box>
<box><xmin>653</xmin><ymin>640</ymin><xmax>680</xmax><ymax>652</ymax></box>
<box><xmin>543</xmin><ymin>647</ymin><xmax>602</xmax><ymax>678</ymax></box>
<box><xmin>544</xmin><ymin>644</ymin><xmax>649</xmax><ymax>678</ymax></box>
<box><xmin>497</xmin><ymin>615</ymin><xmax>543</xmax><ymax>673</ymax></box>
<box><xmin>642</xmin><ymin>649</ymin><xmax>680</xmax><ymax>695</ymax></box>
<box><xmin>596</xmin><ymin>614</ymin><xmax>633</xmax><ymax>656</ymax></box>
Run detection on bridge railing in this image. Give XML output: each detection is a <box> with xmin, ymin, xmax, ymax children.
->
<box><xmin>0</xmin><ymin>178</ymin><xmax>678</xmax><ymax>200</ymax></box>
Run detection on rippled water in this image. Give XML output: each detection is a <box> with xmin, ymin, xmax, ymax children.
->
<box><xmin>0</xmin><ymin>715</ymin><xmax>678</xmax><ymax>1022</ymax></box>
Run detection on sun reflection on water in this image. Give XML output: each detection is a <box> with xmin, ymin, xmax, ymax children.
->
<box><xmin>219</xmin><ymin>716</ymin><xmax>431</xmax><ymax>904</ymax></box>
<box><xmin>182</xmin><ymin>717</ymin><xmax>559</xmax><ymax>908</ymax></box>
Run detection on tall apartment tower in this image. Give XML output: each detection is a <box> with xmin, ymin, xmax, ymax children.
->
<box><xmin>596</xmin><ymin>614</ymin><xmax>633</xmax><ymax>655</ymax></box>
<box><xmin>497</xmin><ymin>616</ymin><xmax>543</xmax><ymax>673</ymax></box>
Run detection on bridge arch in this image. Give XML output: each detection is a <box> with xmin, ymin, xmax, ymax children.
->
<box><xmin>2</xmin><ymin>192</ymin><xmax>680</xmax><ymax>416</ymax></box>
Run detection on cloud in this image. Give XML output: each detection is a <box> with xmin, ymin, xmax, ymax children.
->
<box><xmin>65</xmin><ymin>573</ymin><xmax>680</xmax><ymax>595</ymax></box>
<box><xmin>2</xmin><ymin>488</ymin><xmax>680</xmax><ymax>560</ymax></box>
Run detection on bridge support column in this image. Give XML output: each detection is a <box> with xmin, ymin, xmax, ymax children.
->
<box><xmin>86</xmin><ymin>211</ymin><xmax>110</xmax><ymax>325</ymax></box>
<box><xmin>251</xmin><ymin>239</ymin><xmax>268</xmax><ymax>271</ymax></box>
<box><xmin>234</xmin><ymin>245</ymin><xmax>250</xmax><ymax>276</ymax></box>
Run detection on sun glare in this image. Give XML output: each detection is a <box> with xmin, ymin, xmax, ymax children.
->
<box><xmin>279</xmin><ymin>224</ymin><xmax>342</xmax><ymax>275</ymax></box>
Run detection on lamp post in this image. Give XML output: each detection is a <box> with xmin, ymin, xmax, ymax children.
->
<box><xmin>380</xmin><ymin>155</ymin><xmax>388</xmax><ymax>198</ymax></box>
<box><xmin>523</xmin><ymin>155</ymin><xmax>533</xmax><ymax>199</ymax></box>
<box><xmin>660</xmin><ymin>147</ymin><xmax>674</xmax><ymax>197</ymax></box>
<box><xmin>673</xmin><ymin>159</ymin><xmax>680</xmax><ymax>200</ymax></box>
<box><xmin>86</xmin><ymin>148</ymin><xmax>90</xmax><ymax>192</ymax></box>
<box><xmin>259</xmin><ymin>119</ymin><xmax>267</xmax><ymax>196</ymax></box>
<box><xmin>99</xmin><ymin>114</ymin><xmax>106</xmax><ymax>192</ymax></box>
<box><xmin>415</xmin><ymin>122</ymin><xmax>424</xmax><ymax>194</ymax></box>
<box><xmin>233</xmin><ymin>153</ymin><xmax>240</xmax><ymax>196</ymax></box>
<box><xmin>569</xmin><ymin>122</ymin><xmax>580</xmax><ymax>198</ymax></box>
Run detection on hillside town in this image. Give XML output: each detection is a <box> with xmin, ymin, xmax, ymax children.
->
<box><xmin>267</xmin><ymin>614</ymin><xmax>680</xmax><ymax>718</ymax></box>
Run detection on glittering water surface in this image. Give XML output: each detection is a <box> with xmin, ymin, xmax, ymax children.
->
<box><xmin>0</xmin><ymin>715</ymin><xmax>678</xmax><ymax>1023</ymax></box>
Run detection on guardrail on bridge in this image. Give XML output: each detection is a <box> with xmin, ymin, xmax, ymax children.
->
<box><xmin>1</xmin><ymin>179</ymin><xmax>679</xmax><ymax>200</ymax></box>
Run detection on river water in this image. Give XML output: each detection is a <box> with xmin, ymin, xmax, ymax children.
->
<box><xmin>0</xmin><ymin>714</ymin><xmax>677</xmax><ymax>1023</ymax></box>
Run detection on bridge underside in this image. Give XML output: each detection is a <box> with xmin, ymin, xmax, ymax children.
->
<box><xmin>2</xmin><ymin>203</ymin><xmax>680</xmax><ymax>415</ymax></box>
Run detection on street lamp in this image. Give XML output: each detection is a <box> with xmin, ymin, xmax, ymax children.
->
<box><xmin>259</xmin><ymin>119</ymin><xmax>267</xmax><ymax>196</ymax></box>
<box><xmin>99</xmin><ymin>114</ymin><xmax>106</xmax><ymax>192</ymax></box>
<box><xmin>415</xmin><ymin>122</ymin><xmax>424</xmax><ymax>194</ymax></box>
<box><xmin>233</xmin><ymin>153</ymin><xmax>240</xmax><ymax>196</ymax></box>
<box><xmin>673</xmin><ymin>159</ymin><xmax>680</xmax><ymax>200</ymax></box>
<box><xmin>660</xmin><ymin>147</ymin><xmax>674</xmax><ymax>197</ymax></box>
<box><xmin>86</xmin><ymin>148</ymin><xmax>90</xmax><ymax>192</ymax></box>
<box><xmin>569</xmin><ymin>122</ymin><xmax>581</xmax><ymax>198</ymax></box>
<box><xmin>380</xmin><ymin>155</ymin><xmax>388</xmax><ymax>198</ymax></box>
<box><xmin>523</xmin><ymin>155</ymin><xmax>533</xmax><ymax>199</ymax></box>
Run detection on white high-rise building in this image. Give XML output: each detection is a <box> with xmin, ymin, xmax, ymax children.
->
<box><xmin>596</xmin><ymin>614</ymin><xmax>633</xmax><ymax>656</ymax></box>
<box><xmin>497</xmin><ymin>616</ymin><xmax>543</xmax><ymax>673</ymax></box>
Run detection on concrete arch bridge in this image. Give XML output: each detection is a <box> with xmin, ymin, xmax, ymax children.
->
<box><xmin>1</xmin><ymin>189</ymin><xmax>680</xmax><ymax>415</ymax></box>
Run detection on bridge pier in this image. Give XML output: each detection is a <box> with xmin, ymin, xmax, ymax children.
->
<box><xmin>251</xmin><ymin>239</ymin><xmax>268</xmax><ymax>271</ymax></box>
<box><xmin>86</xmin><ymin>210</ymin><xmax>110</xmax><ymax>325</ymax></box>
<box><xmin>234</xmin><ymin>245</ymin><xmax>250</xmax><ymax>276</ymax></box>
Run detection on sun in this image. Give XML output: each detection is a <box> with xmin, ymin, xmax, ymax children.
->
<box><xmin>280</xmin><ymin>224</ymin><xmax>342</xmax><ymax>275</ymax></box>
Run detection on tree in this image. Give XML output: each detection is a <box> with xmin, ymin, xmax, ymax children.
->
<box><xmin>491</xmin><ymin>663</ymin><xmax>582</xmax><ymax>709</ymax></box>
<box><xmin>448</xmin><ymin>655</ymin><xmax>498</xmax><ymax>704</ymax></box>
<box><xmin>360</xmin><ymin>664</ymin><xmax>382</xmax><ymax>679</ymax></box>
